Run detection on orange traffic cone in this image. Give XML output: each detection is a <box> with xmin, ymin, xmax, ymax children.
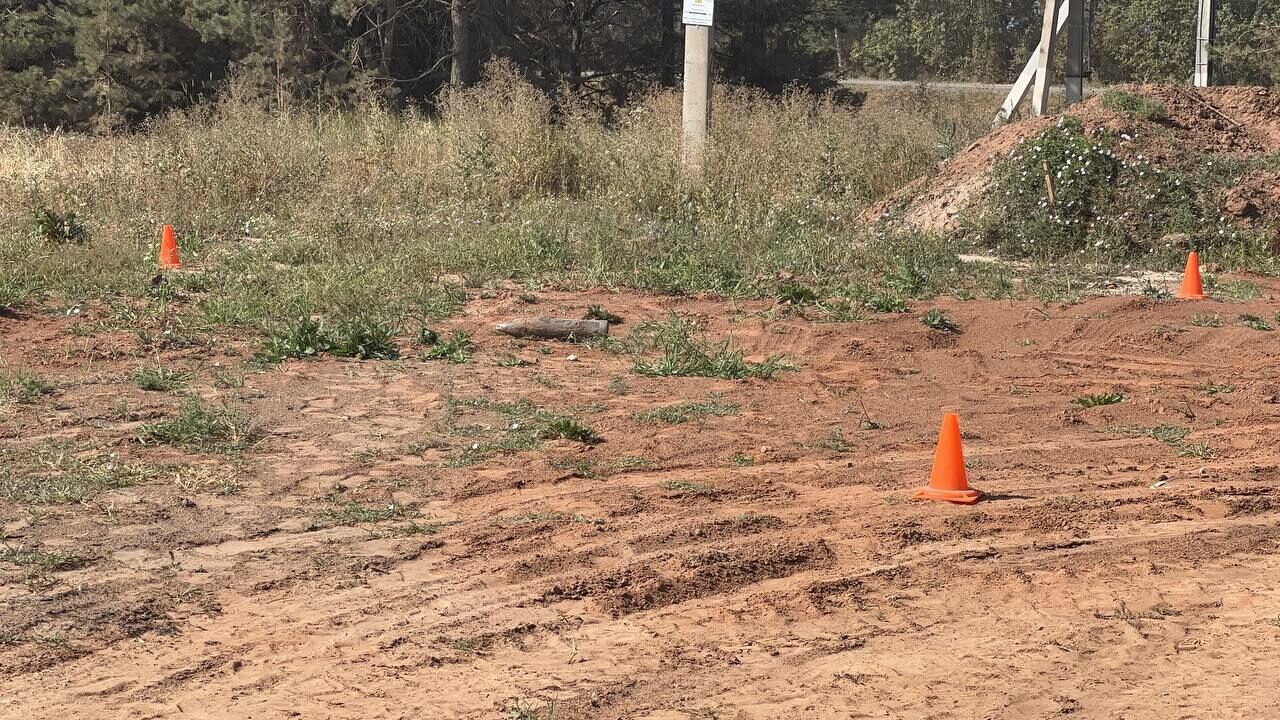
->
<box><xmin>159</xmin><ymin>225</ymin><xmax>182</xmax><ymax>269</ymax></box>
<box><xmin>913</xmin><ymin>413</ymin><xmax>983</xmax><ymax>504</ymax></box>
<box><xmin>1177</xmin><ymin>251</ymin><xmax>1206</xmax><ymax>300</ymax></box>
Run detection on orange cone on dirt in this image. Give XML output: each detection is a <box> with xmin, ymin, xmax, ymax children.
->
<box><xmin>913</xmin><ymin>413</ymin><xmax>983</xmax><ymax>505</ymax></box>
<box><xmin>1177</xmin><ymin>251</ymin><xmax>1206</xmax><ymax>300</ymax></box>
<box><xmin>159</xmin><ymin>224</ymin><xmax>182</xmax><ymax>269</ymax></box>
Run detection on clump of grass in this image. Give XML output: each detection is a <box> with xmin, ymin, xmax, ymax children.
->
<box><xmin>629</xmin><ymin>313</ymin><xmax>790</xmax><ymax>380</ymax></box>
<box><xmin>1100</xmin><ymin>90</ymin><xmax>1168</xmax><ymax>121</ymax></box>
<box><xmin>211</xmin><ymin>366</ymin><xmax>245</xmax><ymax>389</ymax></box>
<box><xmin>1197</xmin><ymin>381</ymin><xmax>1234</xmax><ymax>395</ymax></box>
<box><xmin>330</xmin><ymin>316</ymin><xmax>400</xmax><ymax>360</ymax></box>
<box><xmin>174</xmin><ymin>466</ymin><xmax>242</xmax><ymax>496</ymax></box>
<box><xmin>661</xmin><ymin>479</ymin><xmax>718</xmax><ymax>497</ymax></box>
<box><xmin>1073</xmin><ymin>392</ymin><xmax>1124</xmax><ymax>408</ymax></box>
<box><xmin>137</xmin><ymin>397</ymin><xmax>257</xmax><ymax>452</ymax></box>
<box><xmin>1119</xmin><ymin>425</ymin><xmax>1213</xmax><ymax>459</ymax></box>
<box><xmin>0</xmin><ymin>369</ymin><xmax>55</xmax><ymax>404</ymax></box>
<box><xmin>1216</xmin><ymin>280</ymin><xmax>1262</xmax><ymax>301</ymax></box>
<box><xmin>1189</xmin><ymin>313</ymin><xmax>1223</xmax><ymax>328</ymax></box>
<box><xmin>920</xmin><ymin>309</ymin><xmax>960</xmax><ymax>333</ymax></box>
<box><xmin>585</xmin><ymin>305</ymin><xmax>623</xmax><ymax>324</ymax></box>
<box><xmin>867</xmin><ymin>293</ymin><xmax>909</xmax><ymax>313</ymax></box>
<box><xmin>539</xmin><ymin>416</ymin><xmax>601</xmax><ymax>444</ymax></box>
<box><xmin>423</xmin><ymin>330</ymin><xmax>474</xmax><ymax>363</ymax></box>
<box><xmin>1239</xmin><ymin>314</ymin><xmax>1272</xmax><ymax>331</ymax></box>
<box><xmin>0</xmin><ymin>545</ymin><xmax>89</xmax><ymax>572</ymax></box>
<box><xmin>0</xmin><ymin>443</ymin><xmax>162</xmax><ymax>503</ymax></box>
<box><xmin>131</xmin><ymin>365</ymin><xmax>190</xmax><ymax>392</ymax></box>
<box><xmin>257</xmin><ymin>317</ymin><xmax>331</xmax><ymax>363</ymax></box>
<box><xmin>778</xmin><ymin>282</ymin><xmax>818</xmax><ymax>305</ymax></box>
<box><xmin>633</xmin><ymin>394</ymin><xmax>740</xmax><ymax>424</ymax></box>
<box><xmin>316</xmin><ymin>500</ymin><xmax>412</xmax><ymax>527</ymax></box>
<box><xmin>731</xmin><ymin>453</ymin><xmax>755</xmax><ymax>466</ymax></box>
<box><xmin>816</xmin><ymin>427</ymin><xmax>851</xmax><ymax>452</ymax></box>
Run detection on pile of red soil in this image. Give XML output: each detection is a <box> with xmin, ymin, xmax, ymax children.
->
<box><xmin>872</xmin><ymin>85</ymin><xmax>1280</xmax><ymax>236</ymax></box>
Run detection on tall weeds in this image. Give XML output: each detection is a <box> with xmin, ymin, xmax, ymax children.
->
<box><xmin>0</xmin><ymin>63</ymin><xmax>997</xmax><ymax>319</ymax></box>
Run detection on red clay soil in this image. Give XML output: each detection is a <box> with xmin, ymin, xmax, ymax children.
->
<box><xmin>872</xmin><ymin>85</ymin><xmax>1280</xmax><ymax>235</ymax></box>
<box><xmin>4</xmin><ymin>284</ymin><xmax>1280</xmax><ymax>718</ymax></box>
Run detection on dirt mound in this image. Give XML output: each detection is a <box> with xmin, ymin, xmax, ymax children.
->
<box><xmin>874</xmin><ymin>85</ymin><xmax>1280</xmax><ymax>235</ymax></box>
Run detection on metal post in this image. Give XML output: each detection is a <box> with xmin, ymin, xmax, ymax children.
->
<box><xmin>1065</xmin><ymin>0</ymin><xmax>1085</xmax><ymax>104</ymax></box>
<box><xmin>1195</xmin><ymin>0</ymin><xmax>1217</xmax><ymax>87</ymax></box>
<box><xmin>681</xmin><ymin>24</ymin><xmax>712</xmax><ymax>175</ymax></box>
<box><xmin>1032</xmin><ymin>0</ymin><xmax>1062</xmax><ymax>116</ymax></box>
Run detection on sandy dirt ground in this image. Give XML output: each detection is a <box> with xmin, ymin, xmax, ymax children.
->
<box><xmin>4</xmin><ymin>284</ymin><xmax>1280</xmax><ymax>719</ymax></box>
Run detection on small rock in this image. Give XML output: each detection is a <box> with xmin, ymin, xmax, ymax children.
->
<box><xmin>567</xmin><ymin>354</ymin><xmax>578</xmax><ymax>362</ymax></box>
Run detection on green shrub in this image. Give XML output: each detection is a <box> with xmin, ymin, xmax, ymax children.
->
<box><xmin>330</xmin><ymin>317</ymin><xmax>400</xmax><ymax>360</ymax></box>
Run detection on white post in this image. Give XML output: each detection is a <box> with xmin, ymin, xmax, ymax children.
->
<box><xmin>996</xmin><ymin>0</ymin><xmax>1069</xmax><ymax>124</ymax></box>
<box><xmin>1195</xmin><ymin>0</ymin><xmax>1216</xmax><ymax>87</ymax></box>
<box><xmin>1032</xmin><ymin>0</ymin><xmax>1062</xmax><ymax>117</ymax></box>
<box><xmin>1065</xmin><ymin>0</ymin><xmax>1085</xmax><ymax>104</ymax></box>
<box><xmin>681</xmin><ymin>0</ymin><xmax>714</xmax><ymax>176</ymax></box>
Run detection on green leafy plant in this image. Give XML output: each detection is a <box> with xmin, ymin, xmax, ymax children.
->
<box><xmin>32</xmin><ymin>207</ymin><xmax>88</xmax><ymax>245</ymax></box>
<box><xmin>257</xmin><ymin>317</ymin><xmax>331</xmax><ymax>363</ymax></box>
<box><xmin>423</xmin><ymin>330</ymin><xmax>474</xmax><ymax>363</ymax></box>
<box><xmin>585</xmin><ymin>304</ymin><xmax>623</xmax><ymax>324</ymax></box>
<box><xmin>538</xmin><ymin>416</ymin><xmax>601</xmax><ymax>444</ymax></box>
<box><xmin>1189</xmin><ymin>313</ymin><xmax>1223</xmax><ymax>328</ymax></box>
<box><xmin>131</xmin><ymin>365</ymin><xmax>190</xmax><ymax>392</ymax></box>
<box><xmin>778</xmin><ymin>281</ymin><xmax>818</xmax><ymax>305</ymax></box>
<box><xmin>330</xmin><ymin>316</ymin><xmax>400</xmax><ymax>359</ymax></box>
<box><xmin>920</xmin><ymin>309</ymin><xmax>960</xmax><ymax>333</ymax></box>
<box><xmin>0</xmin><ymin>369</ymin><xmax>56</xmax><ymax>404</ymax></box>
<box><xmin>1240</xmin><ymin>313</ymin><xmax>1273</xmax><ymax>331</ymax></box>
<box><xmin>1073</xmin><ymin>392</ymin><xmax>1124</xmax><ymax>408</ymax></box>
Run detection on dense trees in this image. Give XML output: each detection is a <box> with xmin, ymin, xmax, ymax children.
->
<box><xmin>1</xmin><ymin>0</ymin><xmax>1276</xmax><ymax>129</ymax></box>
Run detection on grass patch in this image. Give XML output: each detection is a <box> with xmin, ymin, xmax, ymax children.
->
<box><xmin>422</xmin><ymin>330</ymin><xmax>474</xmax><ymax>364</ymax></box>
<box><xmin>629</xmin><ymin>313</ymin><xmax>790</xmax><ymax>380</ymax></box>
<box><xmin>0</xmin><ymin>443</ymin><xmax>163</xmax><ymax>503</ymax></box>
<box><xmin>330</xmin><ymin>316</ymin><xmax>400</xmax><ymax>359</ymax></box>
<box><xmin>257</xmin><ymin>317</ymin><xmax>331</xmax><ymax>362</ymax></box>
<box><xmin>1215</xmin><ymin>279</ymin><xmax>1263</xmax><ymax>301</ymax></box>
<box><xmin>815</xmin><ymin>427</ymin><xmax>851</xmax><ymax>452</ymax></box>
<box><xmin>1073</xmin><ymin>392</ymin><xmax>1124</xmax><ymax>408</ymax></box>
<box><xmin>660</xmin><ymin>479</ymin><xmax>719</xmax><ymax>497</ymax></box>
<box><xmin>316</xmin><ymin>499</ymin><xmax>413</xmax><ymax>527</ymax></box>
<box><xmin>1239</xmin><ymin>313</ymin><xmax>1273</xmax><ymax>331</ymax></box>
<box><xmin>131</xmin><ymin>365</ymin><xmax>190</xmax><ymax>392</ymax></box>
<box><xmin>441</xmin><ymin>397</ymin><xmax>600</xmax><ymax>465</ymax></box>
<box><xmin>633</xmin><ymin>394</ymin><xmax>740</xmax><ymax>424</ymax></box>
<box><xmin>1100</xmin><ymin>90</ymin><xmax>1168</xmax><ymax>121</ymax></box>
<box><xmin>1196</xmin><ymin>381</ymin><xmax>1235</xmax><ymax>395</ymax></box>
<box><xmin>0</xmin><ymin>369</ymin><xmax>56</xmax><ymax>404</ymax></box>
<box><xmin>1119</xmin><ymin>425</ymin><xmax>1213</xmax><ymax>459</ymax></box>
<box><xmin>1189</xmin><ymin>313</ymin><xmax>1223</xmax><ymax>327</ymax></box>
<box><xmin>920</xmin><ymin>309</ymin><xmax>960</xmax><ymax>333</ymax></box>
<box><xmin>136</xmin><ymin>397</ymin><xmax>257</xmax><ymax>453</ymax></box>
<box><xmin>0</xmin><ymin>545</ymin><xmax>89</xmax><ymax>572</ymax></box>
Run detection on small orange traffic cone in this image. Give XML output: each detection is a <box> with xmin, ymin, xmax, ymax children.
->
<box><xmin>159</xmin><ymin>225</ymin><xmax>182</xmax><ymax>269</ymax></box>
<box><xmin>1177</xmin><ymin>251</ymin><xmax>1206</xmax><ymax>300</ymax></box>
<box><xmin>913</xmin><ymin>413</ymin><xmax>983</xmax><ymax>504</ymax></box>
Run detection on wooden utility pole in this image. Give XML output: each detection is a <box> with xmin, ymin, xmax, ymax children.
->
<box><xmin>681</xmin><ymin>0</ymin><xmax>714</xmax><ymax>175</ymax></box>
<box><xmin>1195</xmin><ymin>0</ymin><xmax>1217</xmax><ymax>87</ymax></box>
<box><xmin>1032</xmin><ymin>0</ymin><xmax>1062</xmax><ymax>116</ymax></box>
<box><xmin>995</xmin><ymin>0</ymin><xmax>1068</xmax><ymax>124</ymax></box>
<box><xmin>450</xmin><ymin>0</ymin><xmax>475</xmax><ymax>86</ymax></box>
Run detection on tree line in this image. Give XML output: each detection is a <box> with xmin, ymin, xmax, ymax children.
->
<box><xmin>2</xmin><ymin>0</ymin><xmax>1276</xmax><ymax>130</ymax></box>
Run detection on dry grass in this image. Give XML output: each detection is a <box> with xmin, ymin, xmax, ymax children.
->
<box><xmin>0</xmin><ymin>64</ymin><xmax>997</xmax><ymax>322</ymax></box>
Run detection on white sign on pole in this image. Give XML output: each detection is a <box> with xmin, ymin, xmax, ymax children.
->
<box><xmin>682</xmin><ymin>0</ymin><xmax>714</xmax><ymax>26</ymax></box>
